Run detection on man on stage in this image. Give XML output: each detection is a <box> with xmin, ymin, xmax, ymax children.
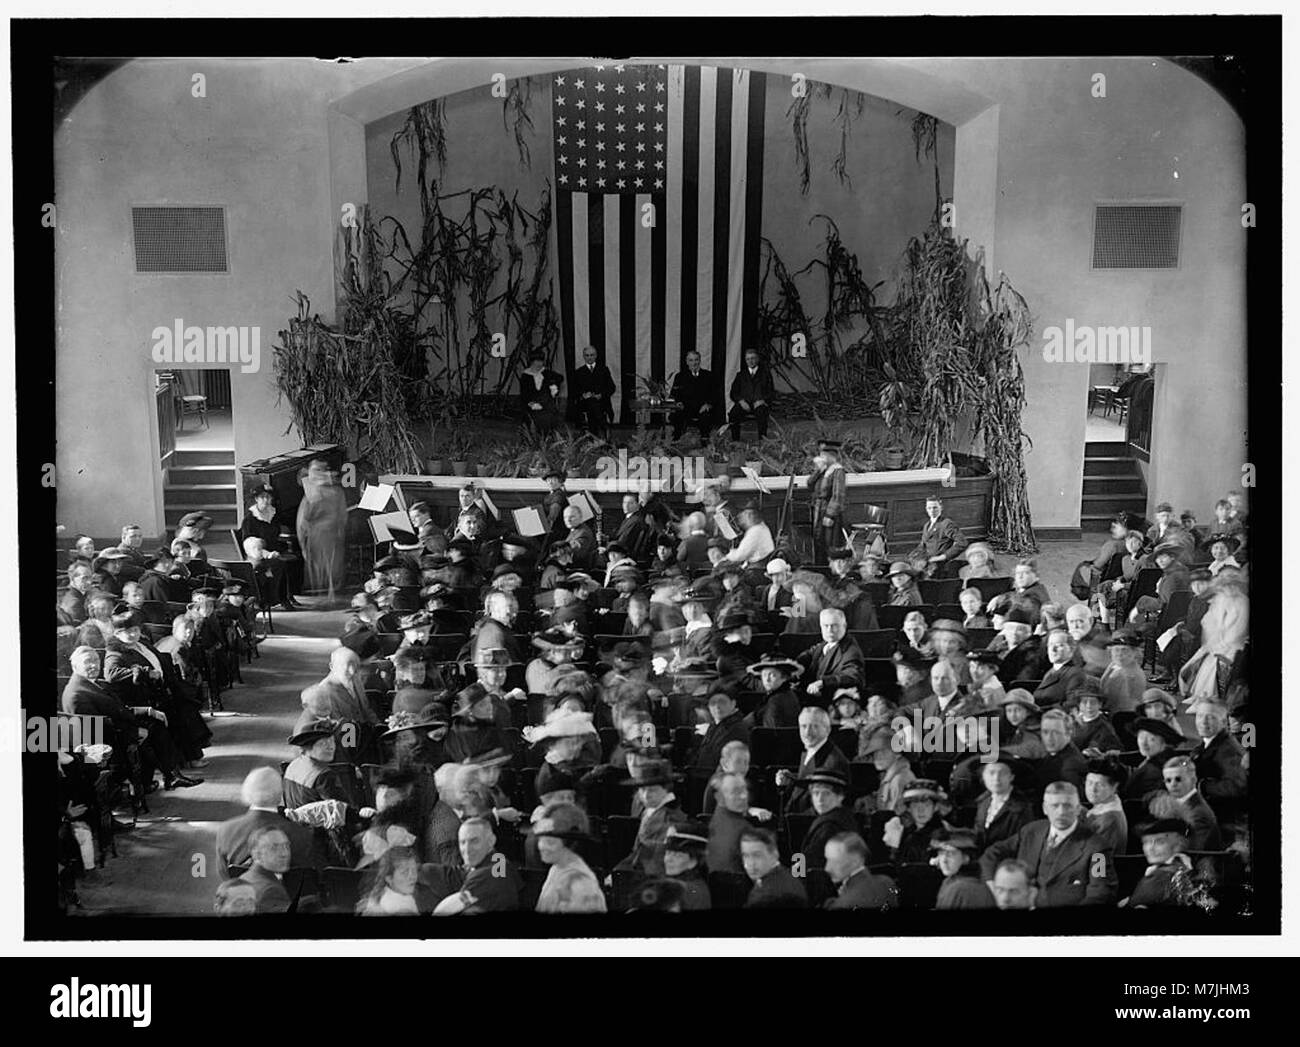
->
<box><xmin>808</xmin><ymin>438</ymin><xmax>847</xmax><ymax>564</ymax></box>
<box><xmin>569</xmin><ymin>345</ymin><xmax>616</xmax><ymax>434</ymax></box>
<box><xmin>728</xmin><ymin>348</ymin><xmax>774</xmax><ymax>441</ymax></box>
<box><xmin>670</xmin><ymin>349</ymin><xmax>718</xmax><ymax>439</ymax></box>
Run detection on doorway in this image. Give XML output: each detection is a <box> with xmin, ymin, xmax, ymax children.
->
<box><xmin>1081</xmin><ymin>364</ymin><xmax>1153</xmax><ymax>532</ymax></box>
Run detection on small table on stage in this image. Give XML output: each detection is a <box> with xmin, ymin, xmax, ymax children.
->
<box><xmin>629</xmin><ymin>397</ymin><xmax>680</xmax><ymax>437</ymax></box>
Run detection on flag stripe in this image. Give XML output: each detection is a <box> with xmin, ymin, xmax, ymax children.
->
<box><xmin>711</xmin><ymin>70</ymin><xmax>734</xmax><ymax>381</ymax></box>
<box><xmin>677</xmin><ymin>65</ymin><xmax>701</xmax><ymax>367</ymax></box>
<box><xmin>651</xmin><ymin>192</ymin><xmax>666</xmax><ymax>382</ymax></box>
<box><xmin>694</xmin><ymin>67</ymin><xmax>717</xmax><ymax>371</ymax></box>
<box><xmin>664</xmin><ymin>65</ymin><xmax>685</xmax><ymax>373</ymax></box>
<box><xmin>618</xmin><ymin>193</ymin><xmax>637</xmax><ymax>423</ymax></box>
<box><xmin>603</xmin><ymin>195</ymin><xmax>622</xmax><ymax>417</ymax></box>
<box><xmin>723</xmin><ymin>69</ymin><xmax>751</xmax><ymax>396</ymax></box>
<box><xmin>634</xmin><ymin>193</ymin><xmax>653</xmax><ymax>389</ymax></box>
<box><xmin>570</xmin><ymin>196</ymin><xmax>589</xmax><ymax>371</ymax></box>
<box><xmin>587</xmin><ymin>192</ymin><xmax>605</xmax><ymax>369</ymax></box>
<box><xmin>554</xmin><ymin>187</ymin><xmax>577</xmax><ymax>389</ymax></box>
<box><xmin>740</xmin><ymin>71</ymin><xmax>767</xmax><ymax>355</ymax></box>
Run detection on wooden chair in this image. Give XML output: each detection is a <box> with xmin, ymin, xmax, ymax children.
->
<box><xmin>177</xmin><ymin>393</ymin><xmax>209</xmax><ymax>431</ymax></box>
<box><xmin>209</xmin><ymin>558</ymin><xmax>274</xmax><ymax>635</ymax></box>
<box><xmin>850</xmin><ymin>629</ymin><xmax>897</xmax><ymax>657</ymax></box>
<box><xmin>919</xmin><ymin>577</ymin><xmax>963</xmax><ymax>605</ymax></box>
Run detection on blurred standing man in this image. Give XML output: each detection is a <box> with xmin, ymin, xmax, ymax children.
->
<box><xmin>569</xmin><ymin>345</ymin><xmax>616</xmax><ymax>435</ymax></box>
<box><xmin>670</xmin><ymin>350</ymin><xmax>718</xmax><ymax>439</ymax></box>
<box><xmin>808</xmin><ymin>439</ymin><xmax>847</xmax><ymax>564</ymax></box>
<box><xmin>728</xmin><ymin>348</ymin><xmax>773</xmax><ymax>441</ymax></box>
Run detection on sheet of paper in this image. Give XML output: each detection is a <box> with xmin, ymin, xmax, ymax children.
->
<box><xmin>368</xmin><ymin>509</ymin><xmax>412</xmax><ymax>544</ymax></box>
<box><xmin>1155</xmin><ymin>626</ymin><xmax>1178</xmax><ymax>652</ymax></box>
<box><xmin>567</xmin><ymin>491</ymin><xmax>597</xmax><ymax>524</ymax></box>
<box><xmin>740</xmin><ymin>466</ymin><xmax>772</xmax><ymax>495</ymax></box>
<box><xmin>512</xmin><ymin>506</ymin><xmax>547</xmax><ymax>537</ymax></box>
<box><xmin>358</xmin><ymin>482</ymin><xmax>395</xmax><ymax>512</ymax></box>
<box><xmin>714</xmin><ymin>512</ymin><xmax>737</xmax><ymax>541</ymax></box>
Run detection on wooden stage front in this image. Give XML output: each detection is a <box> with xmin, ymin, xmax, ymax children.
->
<box><xmin>379</xmin><ymin>468</ymin><xmax>994</xmax><ymax>548</ymax></box>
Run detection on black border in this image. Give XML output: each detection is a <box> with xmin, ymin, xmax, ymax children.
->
<box><xmin>16</xmin><ymin>14</ymin><xmax>1281</xmax><ymax>943</ymax></box>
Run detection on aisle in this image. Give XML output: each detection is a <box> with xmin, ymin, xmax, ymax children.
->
<box><xmin>72</xmin><ymin>603</ymin><xmax>347</xmax><ymax>917</ymax></box>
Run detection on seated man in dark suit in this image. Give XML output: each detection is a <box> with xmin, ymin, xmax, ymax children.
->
<box><xmin>823</xmin><ymin>831</ymin><xmax>899</xmax><ymax>910</ymax></box>
<box><xmin>1033</xmin><ymin>629</ymin><xmax>1089</xmax><ymax>709</ymax></box>
<box><xmin>1029</xmin><ymin>708</ymin><xmax>1088</xmax><ymax>802</ymax></box>
<box><xmin>775</xmin><ymin>706</ymin><xmax>851</xmax><ymax>814</ymax></box>
<box><xmin>568</xmin><ymin>345</ymin><xmax>617</xmax><ymax>434</ymax></box>
<box><xmin>907</xmin><ymin>494</ymin><xmax>969</xmax><ymax>579</ymax></box>
<box><xmin>215</xmin><ymin>766</ymin><xmax>321</xmax><ymax>876</ymax></box>
<box><xmin>1159</xmin><ymin>755</ymin><xmax>1222</xmax><ymax>852</ymax></box>
<box><xmin>432</xmin><ymin>817</ymin><xmax>523</xmax><ymax>914</ymax></box>
<box><xmin>978</xmin><ymin>781</ymin><xmax>1117</xmax><ymax>907</ymax></box>
<box><xmin>741</xmin><ymin>827</ymin><xmax>807</xmax><ymax>908</ymax></box>
<box><xmin>728</xmin><ymin>348</ymin><xmax>774</xmax><ymax>440</ymax></box>
<box><xmin>1188</xmin><ymin>698</ymin><xmax>1247</xmax><ymax>815</ymax></box>
<box><xmin>670</xmin><ymin>349</ymin><xmax>719</xmax><ymax>439</ymax></box>
<box><xmin>795</xmin><ymin>608</ymin><xmax>865</xmax><ymax>706</ymax></box>
<box><xmin>230</xmin><ymin>826</ymin><xmax>294</xmax><ymax>913</ymax></box>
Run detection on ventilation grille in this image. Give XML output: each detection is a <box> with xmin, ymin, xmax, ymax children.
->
<box><xmin>132</xmin><ymin>206</ymin><xmax>228</xmax><ymax>272</ymax></box>
<box><xmin>1092</xmin><ymin>204</ymin><xmax>1182</xmax><ymax>269</ymax></box>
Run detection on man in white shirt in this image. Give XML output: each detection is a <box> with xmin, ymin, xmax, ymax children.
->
<box><xmin>723</xmin><ymin>506</ymin><xmax>775</xmax><ymax>571</ymax></box>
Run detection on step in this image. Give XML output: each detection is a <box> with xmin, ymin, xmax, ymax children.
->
<box><xmin>164</xmin><ymin>484</ymin><xmax>240</xmax><ymax>508</ymax></box>
<box><xmin>164</xmin><ymin>505</ymin><xmax>240</xmax><ymax>528</ymax></box>
<box><xmin>1081</xmin><ymin>494</ymin><xmax>1147</xmax><ymax>513</ymax></box>
<box><xmin>169</xmin><ymin>448</ymin><xmax>236</xmax><ymax>467</ymax></box>
<box><xmin>1084</xmin><ymin>440</ymin><xmax>1129</xmax><ymax>458</ymax></box>
<box><xmin>167</xmin><ymin>464</ymin><xmax>238</xmax><ymax>486</ymax></box>
<box><xmin>1083</xmin><ymin>456</ymin><xmax>1142</xmax><ymax>477</ymax></box>
<box><xmin>1082</xmin><ymin>476</ymin><xmax>1144</xmax><ymax>496</ymax></box>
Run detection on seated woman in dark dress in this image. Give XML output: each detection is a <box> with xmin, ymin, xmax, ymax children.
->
<box><xmin>240</xmin><ymin>484</ymin><xmax>301</xmax><ymax>608</ymax></box>
<box><xmin>518</xmin><ymin>351</ymin><xmax>565</xmax><ymax>431</ymax></box>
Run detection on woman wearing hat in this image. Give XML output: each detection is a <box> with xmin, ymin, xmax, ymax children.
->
<box><xmin>1123</xmin><ymin>716</ymin><xmax>1185</xmax><ymax>801</ymax></box>
<box><xmin>384</xmin><ymin>696</ymin><xmax>453</xmax><ymax>777</ymax></box>
<box><xmin>1119</xmin><ymin>819</ymin><xmax>1199</xmax><ymax>909</ymax></box>
<box><xmin>959</xmin><ymin>542</ymin><xmax>998</xmax><ymax>582</ymax></box>
<box><xmin>527</xmin><ymin>708</ymin><xmax>600</xmax><ymax>810</ymax></box>
<box><xmin>662</xmin><ymin>824</ymin><xmax>712</xmax><ymax>910</ymax></box>
<box><xmin>445</xmin><ymin>682</ymin><xmax>511</xmax><ymax>763</ymax></box>
<box><xmin>1136</xmin><ymin>687</ymin><xmax>1186</xmax><ymax>738</ymax></box>
<box><xmin>1000</xmin><ymin>690</ymin><xmax>1048</xmax><ymax>759</ymax></box>
<box><xmin>931</xmin><ymin>828</ymin><xmax>995</xmax><ymax>909</ymax></box>
<box><xmin>882</xmin><ymin>779</ymin><xmax>951</xmax><ymax>909</ymax></box>
<box><xmin>744</xmin><ymin>657</ymin><xmax>803</xmax><ymax>729</ymax></box>
<box><xmin>532</xmin><ymin>801</ymin><xmax>607</xmax><ymax>912</ymax></box>
<box><xmin>799</xmin><ymin>770</ymin><xmax>859</xmax><ymax>870</ymax></box>
<box><xmin>885</xmin><ymin>561</ymin><xmax>923</xmax><ymax>606</ymax></box>
<box><xmin>90</xmin><ymin>547</ymin><xmax>132</xmax><ymax>599</ymax></box>
<box><xmin>1206</xmin><ymin>533</ymin><xmax>1242</xmax><ymax>577</ymax></box>
<box><xmin>526</xmin><ymin>628</ymin><xmax>585</xmax><ymax>696</ymax></box>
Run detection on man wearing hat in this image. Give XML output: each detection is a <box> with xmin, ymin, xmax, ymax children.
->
<box><xmin>1120</xmin><ymin>819</ymin><xmax>1196</xmax><ymax>908</ymax></box>
<box><xmin>822</xmin><ymin>831</ymin><xmax>899</xmax><ymax>910</ymax></box>
<box><xmin>728</xmin><ymin>347</ymin><xmax>774</xmax><ymax>441</ymax></box>
<box><xmin>613</xmin><ymin>758</ymin><xmax>688</xmax><ymax>882</ymax></box>
<box><xmin>798</xmin><ymin>769</ymin><xmax>859</xmax><ymax>869</ymax></box>
<box><xmin>907</xmin><ymin>494</ymin><xmax>969</xmax><ymax>579</ymax></box>
<box><xmin>795</xmin><ymin>608</ymin><xmax>865</xmax><ymax>705</ymax></box>
<box><xmin>808</xmin><ymin>439</ymin><xmax>848</xmax><ymax>564</ymax></box>
<box><xmin>979</xmin><ymin>780</ymin><xmax>1118</xmax><ymax>907</ymax></box>
<box><xmin>744</xmin><ymin>657</ymin><xmax>803</xmax><ymax>729</ymax></box>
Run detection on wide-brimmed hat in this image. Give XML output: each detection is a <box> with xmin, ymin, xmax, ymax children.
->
<box><xmin>929</xmin><ymin>618</ymin><xmax>966</xmax><ymax>635</ymax></box>
<box><xmin>453</xmin><ymin>682</ymin><xmax>492</xmax><ymax>717</ymax></box>
<box><xmin>1086</xmin><ymin>756</ymin><xmax>1129</xmax><ymax>788</ymax></box>
<box><xmin>663</xmin><ymin>823</ymin><xmax>710</xmax><ymax>853</ymax></box>
<box><xmin>492</xmin><ymin>562</ymin><xmax>524</xmax><ymax>582</ymax></box>
<box><xmin>97</xmin><ymin>547</ymin><xmax>130</xmax><ymax>561</ymax></box>
<box><xmin>474</xmin><ymin>647</ymin><xmax>519</xmax><ymax>669</ymax></box>
<box><xmin>447</xmin><ymin>537</ymin><xmax>476</xmax><ymax>555</ymax></box>
<box><xmin>1106</xmin><ymin>630</ymin><xmax>1143</xmax><ymax>648</ymax></box>
<box><xmin>603</xmin><ymin>640</ymin><xmax>650</xmax><ymax>667</ymax></box>
<box><xmin>620</xmin><ymin>757</ymin><xmax>675</xmax><ymax>788</ymax></box>
<box><xmin>533</xmin><ymin>627</ymin><xmax>585</xmax><ymax>652</ymax></box>
<box><xmin>523</xmin><ymin>707</ymin><xmax>597</xmax><ymax>746</ymax></box>
<box><xmin>110</xmin><ymin>609</ymin><xmax>143</xmax><ymax>630</ymax></box>
<box><xmin>795</xmin><ymin>768</ymin><xmax>851</xmax><ymax>793</ymax></box>
<box><xmin>399</xmin><ymin>611</ymin><xmax>433</xmax><ymax>631</ymax></box>
<box><xmin>1132</xmin><ymin>717</ymin><xmax>1184</xmax><ymax>745</ymax></box>
<box><xmin>1140</xmin><ymin>688</ymin><xmax>1179</xmax><ymax>712</ymax></box>
<box><xmin>382</xmin><ymin>704</ymin><xmax>450</xmax><ymax>738</ymax></box>
<box><xmin>468</xmin><ymin>747</ymin><xmax>513</xmax><ymax>769</ymax></box>
<box><xmin>288</xmin><ymin>718</ymin><xmax>338</xmax><ymax>748</ymax></box>
<box><xmin>887</xmin><ymin>560</ymin><xmax>919</xmax><ymax>579</ymax></box>
<box><xmin>1001</xmin><ymin>689</ymin><xmax>1042</xmax><ymax>715</ymax></box>
<box><xmin>1188</xmin><ymin>567</ymin><xmax>1213</xmax><ymax>583</ymax></box>
<box><xmin>900</xmin><ymin>779</ymin><xmax>947</xmax><ymax>804</ymax></box>
<box><xmin>929</xmin><ymin>827</ymin><xmax>980</xmax><ymax>855</ymax></box>
<box><xmin>716</xmin><ymin>609</ymin><xmax>752</xmax><ymax>632</ymax></box>
<box><xmin>1139</xmin><ymin>817</ymin><xmax>1190</xmax><ymax>838</ymax></box>
<box><xmin>746</xmin><ymin>656</ymin><xmax>803</xmax><ymax>680</ymax></box>
<box><xmin>963</xmin><ymin>541</ymin><xmax>994</xmax><ymax>563</ymax></box>
<box><xmin>542</xmin><ymin>467</ymin><xmax>565</xmax><ymax>482</ymax></box>
<box><xmin>827</xmin><ymin>546</ymin><xmax>854</xmax><ymax>561</ymax></box>
<box><xmin>1002</xmin><ymin>607</ymin><xmax>1035</xmax><ymax>626</ymax></box>
<box><xmin>673</xmin><ymin>659</ymin><xmax>719</xmax><ymax>683</ymax></box>
<box><xmin>892</xmin><ymin>647</ymin><xmax>933</xmax><ymax>671</ymax></box>
<box><xmin>177</xmin><ymin>511</ymin><xmax>212</xmax><ymax>529</ymax></box>
<box><xmin>609</xmin><ymin>564</ymin><xmax>643</xmax><ymax>586</ymax></box>
<box><xmin>1151</xmin><ymin>541</ymin><xmax>1183</xmax><ymax>560</ymax></box>
<box><xmin>967</xmin><ymin>648</ymin><xmax>1003</xmax><ymax>668</ymax></box>
<box><xmin>765</xmin><ymin>558</ymin><xmax>791</xmax><ymax>576</ymax></box>
<box><xmin>525</xmin><ymin>813</ymin><xmax>597</xmax><ymax>844</ymax></box>
<box><xmin>1208</xmin><ymin>533</ymin><xmax>1240</xmax><ymax>552</ymax></box>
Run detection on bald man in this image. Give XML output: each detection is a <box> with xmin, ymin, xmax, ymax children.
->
<box><xmin>214</xmin><ymin>766</ymin><xmax>321</xmax><ymax>877</ymax></box>
<box><xmin>301</xmin><ymin>646</ymin><xmax>377</xmax><ymax>725</ymax></box>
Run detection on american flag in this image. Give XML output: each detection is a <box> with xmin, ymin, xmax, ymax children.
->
<box><xmin>550</xmin><ymin>63</ymin><xmax>767</xmax><ymax>422</ymax></box>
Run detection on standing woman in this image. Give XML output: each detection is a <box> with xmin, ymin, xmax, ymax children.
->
<box><xmin>519</xmin><ymin>351</ymin><xmax>565</xmax><ymax>431</ymax></box>
<box><xmin>531</xmin><ymin>802</ymin><xmax>607</xmax><ymax>913</ymax></box>
<box><xmin>296</xmin><ymin>460</ymin><xmax>348</xmax><ymax>602</ymax></box>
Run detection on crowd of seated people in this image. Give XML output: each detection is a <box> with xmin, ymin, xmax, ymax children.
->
<box><xmin>201</xmin><ymin>473</ymin><xmax>1252</xmax><ymax>916</ymax></box>
<box><xmin>54</xmin><ymin>509</ymin><xmax>279</xmax><ymax>909</ymax></box>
